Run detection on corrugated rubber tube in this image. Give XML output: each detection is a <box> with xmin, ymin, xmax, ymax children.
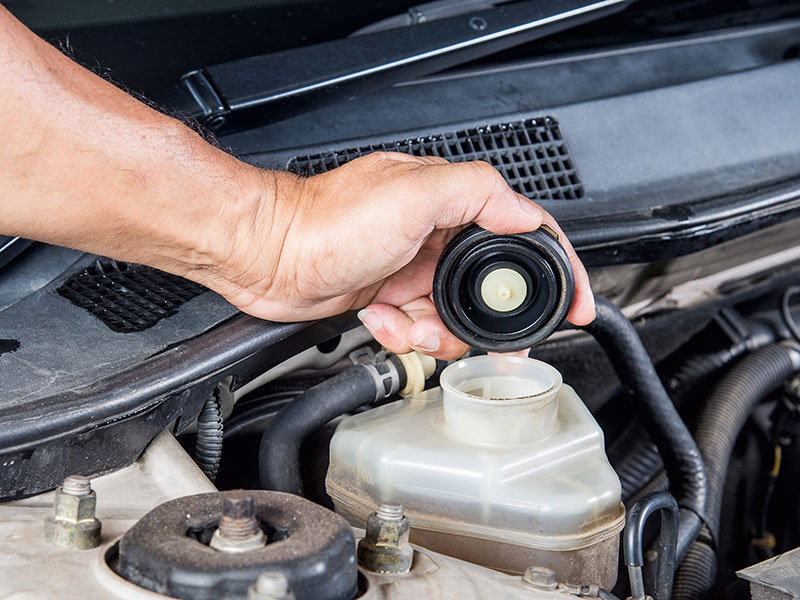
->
<box><xmin>672</xmin><ymin>342</ymin><xmax>800</xmax><ymax>599</ymax></box>
<box><xmin>195</xmin><ymin>392</ymin><xmax>224</xmax><ymax>482</ymax></box>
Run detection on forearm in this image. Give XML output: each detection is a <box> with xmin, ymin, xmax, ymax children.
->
<box><xmin>0</xmin><ymin>7</ymin><xmax>275</xmax><ymax>281</ymax></box>
<box><xmin>0</xmin><ymin>7</ymin><xmax>594</xmax><ymax>351</ymax></box>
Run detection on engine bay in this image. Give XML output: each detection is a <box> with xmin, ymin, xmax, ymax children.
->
<box><xmin>3</xmin><ymin>2</ymin><xmax>800</xmax><ymax>599</ymax></box>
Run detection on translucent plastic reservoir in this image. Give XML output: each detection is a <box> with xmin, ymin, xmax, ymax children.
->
<box><xmin>326</xmin><ymin>355</ymin><xmax>624</xmax><ymax>587</ymax></box>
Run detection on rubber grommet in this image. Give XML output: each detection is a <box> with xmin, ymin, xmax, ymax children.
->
<box><xmin>433</xmin><ymin>225</ymin><xmax>575</xmax><ymax>352</ymax></box>
<box><xmin>117</xmin><ymin>491</ymin><xmax>357</xmax><ymax>600</ymax></box>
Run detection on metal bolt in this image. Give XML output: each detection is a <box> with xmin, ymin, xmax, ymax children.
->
<box><xmin>248</xmin><ymin>572</ymin><xmax>295</xmax><ymax>600</ymax></box>
<box><xmin>523</xmin><ymin>566</ymin><xmax>558</xmax><ymax>591</ymax></box>
<box><xmin>62</xmin><ymin>475</ymin><xmax>91</xmax><ymax>496</ymax></box>
<box><xmin>357</xmin><ymin>503</ymin><xmax>413</xmax><ymax>574</ymax></box>
<box><xmin>376</xmin><ymin>504</ymin><xmax>403</xmax><ymax>521</ymax></box>
<box><xmin>205</xmin><ymin>115</ymin><xmax>226</xmax><ymax>130</ymax></box>
<box><xmin>627</xmin><ymin>565</ymin><xmax>647</xmax><ymax>600</ymax></box>
<box><xmin>469</xmin><ymin>16</ymin><xmax>488</xmax><ymax>31</ymax></box>
<box><xmin>210</xmin><ymin>492</ymin><xmax>267</xmax><ymax>553</ymax></box>
<box><xmin>44</xmin><ymin>475</ymin><xmax>102</xmax><ymax>550</ymax></box>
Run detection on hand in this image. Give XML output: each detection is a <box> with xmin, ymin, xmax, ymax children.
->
<box><xmin>198</xmin><ymin>152</ymin><xmax>595</xmax><ymax>359</ymax></box>
<box><xmin>0</xmin><ymin>5</ymin><xmax>591</xmax><ymax>359</ymax></box>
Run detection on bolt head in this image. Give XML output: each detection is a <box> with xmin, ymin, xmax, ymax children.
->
<box><xmin>357</xmin><ymin>512</ymin><xmax>413</xmax><ymax>573</ymax></box>
<box><xmin>469</xmin><ymin>16</ymin><xmax>488</xmax><ymax>31</ymax></box>
<box><xmin>223</xmin><ymin>493</ymin><xmax>256</xmax><ymax>520</ymax></box>
<box><xmin>248</xmin><ymin>572</ymin><xmax>295</xmax><ymax>599</ymax></box>
<box><xmin>44</xmin><ymin>487</ymin><xmax>101</xmax><ymax>549</ymax></box>
<box><xmin>365</xmin><ymin>511</ymin><xmax>410</xmax><ymax>546</ymax></box>
<box><xmin>523</xmin><ymin>566</ymin><xmax>558</xmax><ymax>590</ymax></box>
<box><xmin>53</xmin><ymin>488</ymin><xmax>97</xmax><ymax>523</ymax></box>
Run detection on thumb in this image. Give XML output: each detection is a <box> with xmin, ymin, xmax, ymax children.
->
<box><xmin>426</xmin><ymin>161</ymin><xmax>543</xmax><ymax>234</ymax></box>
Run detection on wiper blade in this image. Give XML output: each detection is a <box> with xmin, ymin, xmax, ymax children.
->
<box><xmin>153</xmin><ymin>0</ymin><xmax>634</xmax><ymax>134</ymax></box>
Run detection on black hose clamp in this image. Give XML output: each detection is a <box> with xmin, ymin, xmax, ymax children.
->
<box><xmin>363</xmin><ymin>355</ymin><xmax>402</xmax><ymax>402</ymax></box>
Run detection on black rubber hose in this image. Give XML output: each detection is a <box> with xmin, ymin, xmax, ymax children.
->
<box><xmin>609</xmin><ymin>423</ymin><xmax>663</xmax><ymax>501</ymax></box>
<box><xmin>223</xmin><ymin>393</ymin><xmax>299</xmax><ymax>439</ymax></box>
<box><xmin>259</xmin><ymin>357</ymin><xmax>405</xmax><ymax>496</ymax></box>
<box><xmin>626</xmin><ymin>471</ymin><xmax>669</xmax><ymax>511</ymax></box>
<box><xmin>673</xmin><ymin>343</ymin><xmax>800</xmax><ymax>599</ymax></box>
<box><xmin>613</xmin><ymin>318</ymin><xmax>775</xmax><ymax>502</ymax></box>
<box><xmin>671</xmin><ymin>540</ymin><xmax>717</xmax><ymax>600</ymax></box>
<box><xmin>667</xmin><ymin>319</ymin><xmax>774</xmax><ymax>402</ymax></box>
<box><xmin>194</xmin><ymin>392</ymin><xmax>224</xmax><ymax>482</ymax></box>
<box><xmin>624</xmin><ymin>492</ymin><xmax>680</xmax><ymax>600</ymax></box>
<box><xmin>613</xmin><ymin>349</ymin><xmax>749</xmax><ymax>502</ymax></box>
<box><xmin>694</xmin><ymin>343</ymin><xmax>798</xmax><ymax>534</ymax></box>
<box><xmin>584</xmin><ymin>298</ymin><xmax>708</xmax><ymax>562</ymax></box>
<box><xmin>781</xmin><ymin>286</ymin><xmax>800</xmax><ymax>343</ymax></box>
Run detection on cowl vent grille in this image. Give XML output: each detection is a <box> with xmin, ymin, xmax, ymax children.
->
<box><xmin>287</xmin><ymin>116</ymin><xmax>583</xmax><ymax>201</ymax></box>
<box><xmin>57</xmin><ymin>260</ymin><xmax>206</xmax><ymax>333</ymax></box>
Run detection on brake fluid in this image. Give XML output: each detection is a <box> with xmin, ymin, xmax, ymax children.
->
<box><xmin>326</xmin><ymin>355</ymin><xmax>624</xmax><ymax>588</ymax></box>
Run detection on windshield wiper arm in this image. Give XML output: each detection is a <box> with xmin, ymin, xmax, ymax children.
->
<box><xmin>153</xmin><ymin>0</ymin><xmax>634</xmax><ymax>134</ymax></box>
<box><xmin>351</xmin><ymin>0</ymin><xmax>515</xmax><ymax>36</ymax></box>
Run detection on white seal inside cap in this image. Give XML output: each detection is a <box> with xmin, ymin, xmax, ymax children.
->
<box><xmin>480</xmin><ymin>267</ymin><xmax>527</xmax><ymax>312</ymax></box>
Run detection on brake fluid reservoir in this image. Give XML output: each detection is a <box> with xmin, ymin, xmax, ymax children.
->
<box><xmin>326</xmin><ymin>355</ymin><xmax>624</xmax><ymax>588</ymax></box>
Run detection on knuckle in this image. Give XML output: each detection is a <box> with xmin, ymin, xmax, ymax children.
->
<box><xmin>347</xmin><ymin>152</ymin><xmax>394</xmax><ymax>171</ymax></box>
<box><xmin>464</xmin><ymin>161</ymin><xmax>506</xmax><ymax>192</ymax></box>
<box><xmin>365</xmin><ymin>151</ymin><xmax>395</xmax><ymax>162</ymax></box>
<box><xmin>363</xmin><ymin>150</ymin><xmax>416</xmax><ymax>165</ymax></box>
<box><xmin>471</xmin><ymin>160</ymin><xmax>500</xmax><ymax>178</ymax></box>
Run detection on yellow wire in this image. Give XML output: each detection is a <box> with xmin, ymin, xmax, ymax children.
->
<box><xmin>771</xmin><ymin>444</ymin><xmax>782</xmax><ymax>477</ymax></box>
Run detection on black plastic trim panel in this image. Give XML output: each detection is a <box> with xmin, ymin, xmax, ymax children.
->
<box><xmin>57</xmin><ymin>259</ymin><xmax>207</xmax><ymax>333</ymax></box>
<box><xmin>288</xmin><ymin>117</ymin><xmax>583</xmax><ymax>201</ymax></box>
<box><xmin>0</xmin><ymin>312</ymin><xmax>358</xmax><ymax>499</ymax></box>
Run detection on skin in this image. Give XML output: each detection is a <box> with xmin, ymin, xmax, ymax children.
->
<box><xmin>0</xmin><ymin>6</ymin><xmax>595</xmax><ymax>360</ymax></box>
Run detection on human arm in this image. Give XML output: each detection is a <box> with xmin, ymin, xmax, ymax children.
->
<box><xmin>0</xmin><ymin>6</ymin><xmax>594</xmax><ymax>359</ymax></box>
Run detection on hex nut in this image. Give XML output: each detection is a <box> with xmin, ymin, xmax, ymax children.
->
<box><xmin>210</xmin><ymin>528</ymin><xmax>267</xmax><ymax>553</ymax></box>
<box><xmin>209</xmin><ymin>493</ymin><xmax>267</xmax><ymax>553</ymax></box>
<box><xmin>523</xmin><ymin>566</ymin><xmax>558</xmax><ymax>591</ymax></box>
<box><xmin>357</xmin><ymin>506</ymin><xmax>413</xmax><ymax>574</ymax></box>
<box><xmin>248</xmin><ymin>572</ymin><xmax>296</xmax><ymax>600</ymax></box>
<box><xmin>44</xmin><ymin>484</ymin><xmax>102</xmax><ymax>550</ymax></box>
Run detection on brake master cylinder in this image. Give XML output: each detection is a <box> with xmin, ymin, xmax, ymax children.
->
<box><xmin>326</xmin><ymin>355</ymin><xmax>624</xmax><ymax>588</ymax></box>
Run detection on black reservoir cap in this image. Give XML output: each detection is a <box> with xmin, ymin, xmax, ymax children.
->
<box><xmin>433</xmin><ymin>224</ymin><xmax>575</xmax><ymax>352</ymax></box>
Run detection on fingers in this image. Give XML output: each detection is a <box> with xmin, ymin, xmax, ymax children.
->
<box><xmin>420</xmin><ymin>161</ymin><xmax>544</xmax><ymax>234</ymax></box>
<box><xmin>373</xmin><ymin>152</ymin><xmax>449</xmax><ymax>166</ymax></box>
<box><xmin>371</xmin><ymin>229</ymin><xmax>454</xmax><ymax>307</ymax></box>
<box><xmin>362</xmin><ymin>152</ymin><xmax>595</xmax><ymax>327</ymax></box>
<box><xmin>357</xmin><ymin>297</ymin><xmax>470</xmax><ymax>360</ymax></box>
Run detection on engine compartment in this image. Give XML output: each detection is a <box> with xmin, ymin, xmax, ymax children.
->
<box><xmin>5</xmin><ymin>281</ymin><xmax>800</xmax><ymax>599</ymax></box>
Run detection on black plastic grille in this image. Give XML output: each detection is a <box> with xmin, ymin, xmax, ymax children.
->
<box><xmin>287</xmin><ymin>117</ymin><xmax>583</xmax><ymax>201</ymax></box>
<box><xmin>56</xmin><ymin>260</ymin><xmax>206</xmax><ymax>333</ymax></box>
